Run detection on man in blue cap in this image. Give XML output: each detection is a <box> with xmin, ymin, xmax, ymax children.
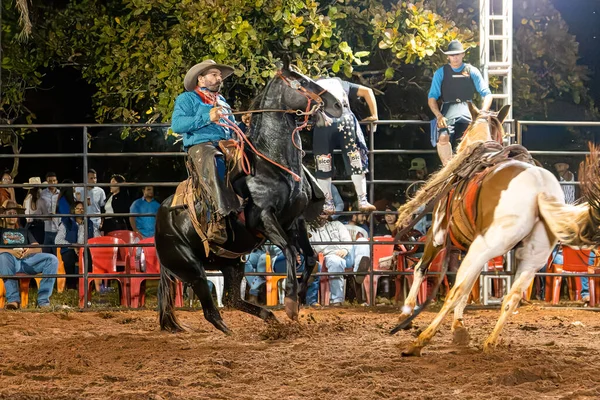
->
<box><xmin>428</xmin><ymin>40</ymin><xmax>492</xmax><ymax>165</ymax></box>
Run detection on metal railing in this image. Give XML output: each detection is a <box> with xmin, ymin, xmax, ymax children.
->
<box><xmin>0</xmin><ymin>119</ymin><xmax>597</xmax><ymax>309</ymax></box>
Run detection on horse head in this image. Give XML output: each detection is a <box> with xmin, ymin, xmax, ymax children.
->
<box><xmin>277</xmin><ymin>66</ymin><xmax>343</xmax><ymax>123</ymax></box>
<box><xmin>457</xmin><ymin>103</ymin><xmax>511</xmax><ymax>153</ymax></box>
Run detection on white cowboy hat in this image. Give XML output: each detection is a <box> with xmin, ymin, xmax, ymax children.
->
<box><xmin>23</xmin><ymin>176</ymin><xmax>42</xmax><ymax>190</ymax></box>
<box><xmin>183</xmin><ymin>59</ymin><xmax>235</xmax><ymax>92</ymax></box>
<box><xmin>442</xmin><ymin>40</ymin><xmax>466</xmax><ymax>55</ymax></box>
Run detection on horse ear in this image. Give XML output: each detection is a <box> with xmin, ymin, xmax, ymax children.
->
<box><xmin>468</xmin><ymin>102</ymin><xmax>480</xmax><ymax>120</ymax></box>
<box><xmin>497</xmin><ymin>105</ymin><xmax>511</xmax><ymax>124</ymax></box>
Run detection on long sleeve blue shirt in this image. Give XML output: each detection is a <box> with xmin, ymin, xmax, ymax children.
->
<box><xmin>171</xmin><ymin>91</ymin><xmax>236</xmax><ymax>150</ymax></box>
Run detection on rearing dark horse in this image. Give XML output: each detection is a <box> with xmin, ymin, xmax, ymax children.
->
<box><xmin>156</xmin><ymin>66</ymin><xmax>342</xmax><ymax>333</ymax></box>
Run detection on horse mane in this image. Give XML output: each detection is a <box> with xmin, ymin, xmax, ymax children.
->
<box><xmin>395</xmin><ymin>141</ymin><xmax>486</xmax><ymax>228</ymax></box>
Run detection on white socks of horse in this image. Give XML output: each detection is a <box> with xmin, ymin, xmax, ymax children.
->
<box><xmin>317</xmin><ymin>178</ymin><xmax>332</xmax><ymax>199</ymax></box>
<box><xmin>437</xmin><ymin>141</ymin><xmax>453</xmax><ymax>166</ymax></box>
<box><xmin>351</xmin><ymin>174</ymin><xmax>367</xmax><ymax>197</ymax></box>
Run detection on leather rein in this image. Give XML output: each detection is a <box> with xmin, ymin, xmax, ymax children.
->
<box><xmin>214</xmin><ymin>70</ymin><xmax>327</xmax><ymax>182</ymax></box>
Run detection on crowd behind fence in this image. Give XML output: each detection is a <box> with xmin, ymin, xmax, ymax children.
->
<box><xmin>0</xmin><ymin>120</ymin><xmax>598</xmax><ymax>309</ymax></box>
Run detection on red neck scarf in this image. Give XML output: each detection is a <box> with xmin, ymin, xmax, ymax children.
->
<box><xmin>194</xmin><ymin>87</ymin><xmax>218</xmax><ymax>105</ymax></box>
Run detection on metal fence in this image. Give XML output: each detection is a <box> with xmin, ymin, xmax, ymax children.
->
<box><xmin>0</xmin><ymin>120</ymin><xmax>597</xmax><ymax>309</ymax></box>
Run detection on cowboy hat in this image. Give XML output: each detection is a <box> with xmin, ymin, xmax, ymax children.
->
<box><xmin>183</xmin><ymin>59</ymin><xmax>235</xmax><ymax>92</ymax></box>
<box><xmin>442</xmin><ymin>40</ymin><xmax>466</xmax><ymax>55</ymax></box>
<box><xmin>23</xmin><ymin>176</ymin><xmax>41</xmax><ymax>190</ymax></box>
<box><xmin>0</xmin><ymin>200</ymin><xmax>25</xmax><ymax>213</ymax></box>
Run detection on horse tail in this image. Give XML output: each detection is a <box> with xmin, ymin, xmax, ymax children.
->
<box><xmin>396</xmin><ymin>141</ymin><xmax>485</xmax><ymax>228</ymax></box>
<box><xmin>538</xmin><ymin>144</ymin><xmax>600</xmax><ymax>246</ymax></box>
<box><xmin>158</xmin><ymin>264</ymin><xmax>185</xmax><ymax>333</ymax></box>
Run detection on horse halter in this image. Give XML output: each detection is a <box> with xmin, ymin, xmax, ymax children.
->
<box><xmin>276</xmin><ymin>69</ymin><xmax>327</xmax><ymax>115</ymax></box>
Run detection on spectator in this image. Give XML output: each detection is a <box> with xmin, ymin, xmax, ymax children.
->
<box><xmin>308</xmin><ymin>217</ymin><xmax>354</xmax><ymax>306</ymax></box>
<box><xmin>409</xmin><ymin>157</ymin><xmax>428</xmax><ymax>181</ymax></box>
<box><xmin>553</xmin><ymin>162</ymin><xmax>576</xmax><ymax>205</ymax></box>
<box><xmin>273</xmin><ymin>252</ymin><xmax>320</xmax><ymax>307</ymax></box>
<box><xmin>0</xmin><ymin>169</ymin><xmax>16</xmax><ymax>207</ymax></box>
<box><xmin>23</xmin><ymin>177</ymin><xmax>45</xmax><ymax>244</ymax></box>
<box><xmin>0</xmin><ymin>200</ymin><xmax>58</xmax><ymax>309</ymax></box>
<box><xmin>39</xmin><ymin>172</ymin><xmax>60</xmax><ymax>255</ymax></box>
<box><xmin>101</xmin><ymin>174</ymin><xmax>132</xmax><ymax>234</ymax></box>
<box><xmin>129</xmin><ymin>186</ymin><xmax>161</xmax><ymax>239</ymax></box>
<box><xmin>374</xmin><ymin>203</ymin><xmax>398</xmax><ymax>237</ymax></box>
<box><xmin>75</xmin><ymin>169</ymin><xmax>106</xmax><ymax>229</ymax></box>
<box><xmin>57</xmin><ymin>179</ymin><xmax>76</xmax><ymax>227</ymax></box>
<box><xmin>244</xmin><ymin>245</ymin><xmax>280</xmax><ymax>304</ymax></box>
<box><xmin>55</xmin><ymin>201</ymin><xmax>100</xmax><ymax>290</ymax></box>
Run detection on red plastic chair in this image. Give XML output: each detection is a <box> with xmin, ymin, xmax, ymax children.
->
<box><xmin>395</xmin><ymin>237</ymin><xmax>425</xmax><ymax>304</ymax></box>
<box><xmin>78</xmin><ymin>236</ymin><xmax>128</xmax><ymax>308</ymax></box>
<box><xmin>107</xmin><ymin>230</ymin><xmax>142</xmax><ymax>272</ymax></box>
<box><xmin>552</xmin><ymin>246</ymin><xmax>595</xmax><ymax>305</ymax></box>
<box><xmin>363</xmin><ymin>236</ymin><xmax>395</xmax><ymax>305</ymax></box>
<box><xmin>129</xmin><ymin>238</ymin><xmax>183</xmax><ymax>308</ymax></box>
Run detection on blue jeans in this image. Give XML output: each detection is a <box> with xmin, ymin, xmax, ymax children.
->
<box><xmin>273</xmin><ymin>254</ymin><xmax>319</xmax><ymax>305</ymax></box>
<box><xmin>245</xmin><ymin>253</ymin><xmax>267</xmax><ymax>297</ymax></box>
<box><xmin>0</xmin><ymin>252</ymin><xmax>59</xmax><ymax>306</ymax></box>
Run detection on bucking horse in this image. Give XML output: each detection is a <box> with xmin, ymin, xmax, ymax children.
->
<box><xmin>393</xmin><ymin>103</ymin><xmax>600</xmax><ymax>356</ymax></box>
<box><xmin>156</xmin><ymin>65</ymin><xmax>342</xmax><ymax>333</ymax></box>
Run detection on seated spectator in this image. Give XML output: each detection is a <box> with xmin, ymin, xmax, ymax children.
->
<box><xmin>129</xmin><ymin>186</ymin><xmax>161</xmax><ymax>239</ymax></box>
<box><xmin>374</xmin><ymin>203</ymin><xmax>398</xmax><ymax>237</ymax></box>
<box><xmin>409</xmin><ymin>157</ymin><xmax>429</xmax><ymax>181</ymax></box>
<box><xmin>273</xmin><ymin>252</ymin><xmax>320</xmax><ymax>306</ymax></box>
<box><xmin>55</xmin><ymin>201</ymin><xmax>100</xmax><ymax>290</ymax></box>
<box><xmin>347</xmin><ymin>212</ymin><xmax>369</xmax><ymax>235</ymax></box>
<box><xmin>23</xmin><ymin>177</ymin><xmax>45</xmax><ymax>244</ymax></box>
<box><xmin>308</xmin><ymin>217</ymin><xmax>354</xmax><ymax>306</ymax></box>
<box><xmin>0</xmin><ymin>169</ymin><xmax>16</xmax><ymax>207</ymax></box>
<box><xmin>39</xmin><ymin>172</ymin><xmax>60</xmax><ymax>255</ymax></box>
<box><xmin>244</xmin><ymin>245</ymin><xmax>281</xmax><ymax>304</ymax></box>
<box><xmin>101</xmin><ymin>174</ymin><xmax>132</xmax><ymax>234</ymax></box>
<box><xmin>0</xmin><ymin>200</ymin><xmax>58</xmax><ymax>309</ymax></box>
<box><xmin>553</xmin><ymin>161</ymin><xmax>576</xmax><ymax>205</ymax></box>
<box><xmin>544</xmin><ymin>246</ymin><xmax>594</xmax><ymax>303</ymax></box>
<box><xmin>75</xmin><ymin>169</ymin><xmax>106</xmax><ymax>230</ymax></box>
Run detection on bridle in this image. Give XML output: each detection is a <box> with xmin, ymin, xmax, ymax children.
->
<box><xmin>214</xmin><ymin>69</ymin><xmax>332</xmax><ymax>182</ymax></box>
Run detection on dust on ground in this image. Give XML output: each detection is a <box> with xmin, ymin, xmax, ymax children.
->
<box><xmin>1</xmin><ymin>304</ymin><xmax>600</xmax><ymax>399</ymax></box>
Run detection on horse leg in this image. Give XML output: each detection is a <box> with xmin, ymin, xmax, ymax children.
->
<box><xmin>451</xmin><ymin>294</ymin><xmax>470</xmax><ymax>346</ymax></box>
<box><xmin>399</xmin><ymin>236</ymin><xmax>442</xmax><ymax>323</ymax></box>
<box><xmin>402</xmin><ymin>235</ymin><xmax>504</xmax><ymax>357</ymax></box>
<box><xmin>191</xmin><ymin>275</ymin><xmax>231</xmax><ymax>335</ymax></box>
<box><xmin>483</xmin><ymin>221</ymin><xmax>554</xmax><ymax>352</ymax></box>
<box><xmin>221</xmin><ymin>261</ymin><xmax>279</xmax><ymax>324</ymax></box>
<box><xmin>260</xmin><ymin>209</ymin><xmax>300</xmax><ymax>320</ymax></box>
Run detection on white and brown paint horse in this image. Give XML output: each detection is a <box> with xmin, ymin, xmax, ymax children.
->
<box><xmin>394</xmin><ymin>107</ymin><xmax>600</xmax><ymax>356</ymax></box>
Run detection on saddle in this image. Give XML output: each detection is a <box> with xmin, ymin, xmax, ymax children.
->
<box><xmin>444</xmin><ymin>142</ymin><xmax>536</xmax><ymax>250</ymax></box>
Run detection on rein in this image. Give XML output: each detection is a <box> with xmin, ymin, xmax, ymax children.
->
<box><xmin>212</xmin><ymin>71</ymin><xmax>326</xmax><ymax>182</ymax></box>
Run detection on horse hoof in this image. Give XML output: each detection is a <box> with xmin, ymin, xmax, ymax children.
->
<box><xmin>452</xmin><ymin>326</ymin><xmax>471</xmax><ymax>346</ymax></box>
<box><xmin>401</xmin><ymin>345</ymin><xmax>423</xmax><ymax>357</ymax></box>
<box><xmin>483</xmin><ymin>341</ymin><xmax>497</xmax><ymax>354</ymax></box>
<box><xmin>284</xmin><ymin>297</ymin><xmax>299</xmax><ymax>321</ymax></box>
<box><xmin>397</xmin><ymin>313</ymin><xmax>413</xmax><ymax>330</ymax></box>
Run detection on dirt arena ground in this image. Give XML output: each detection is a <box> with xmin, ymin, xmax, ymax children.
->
<box><xmin>1</xmin><ymin>304</ymin><xmax>600</xmax><ymax>399</ymax></box>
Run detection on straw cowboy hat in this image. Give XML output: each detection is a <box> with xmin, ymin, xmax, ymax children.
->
<box><xmin>183</xmin><ymin>59</ymin><xmax>235</xmax><ymax>92</ymax></box>
<box><xmin>23</xmin><ymin>176</ymin><xmax>41</xmax><ymax>190</ymax></box>
<box><xmin>0</xmin><ymin>200</ymin><xmax>25</xmax><ymax>213</ymax></box>
<box><xmin>442</xmin><ymin>40</ymin><xmax>466</xmax><ymax>55</ymax></box>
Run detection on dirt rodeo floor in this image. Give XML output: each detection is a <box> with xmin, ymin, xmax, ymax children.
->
<box><xmin>1</xmin><ymin>305</ymin><xmax>600</xmax><ymax>400</ymax></box>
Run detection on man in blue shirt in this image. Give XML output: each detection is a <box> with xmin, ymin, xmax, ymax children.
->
<box><xmin>129</xmin><ymin>186</ymin><xmax>161</xmax><ymax>239</ymax></box>
<box><xmin>428</xmin><ymin>40</ymin><xmax>492</xmax><ymax>165</ymax></box>
<box><xmin>171</xmin><ymin>59</ymin><xmax>241</xmax><ymax>244</ymax></box>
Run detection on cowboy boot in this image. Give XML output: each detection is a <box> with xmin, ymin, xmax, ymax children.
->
<box><xmin>351</xmin><ymin>174</ymin><xmax>376</xmax><ymax>212</ymax></box>
<box><xmin>322</xmin><ymin>195</ymin><xmax>336</xmax><ymax>215</ymax></box>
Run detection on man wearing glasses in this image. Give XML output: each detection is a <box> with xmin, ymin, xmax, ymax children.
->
<box><xmin>0</xmin><ymin>201</ymin><xmax>58</xmax><ymax>309</ymax></box>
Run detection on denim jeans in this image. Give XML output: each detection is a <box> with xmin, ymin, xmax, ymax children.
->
<box><xmin>273</xmin><ymin>254</ymin><xmax>319</xmax><ymax>305</ymax></box>
<box><xmin>245</xmin><ymin>253</ymin><xmax>267</xmax><ymax>297</ymax></box>
<box><xmin>0</xmin><ymin>252</ymin><xmax>59</xmax><ymax>306</ymax></box>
